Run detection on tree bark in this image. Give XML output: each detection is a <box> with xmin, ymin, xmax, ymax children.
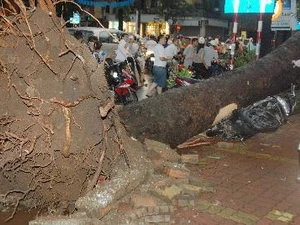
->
<box><xmin>119</xmin><ymin>31</ymin><xmax>300</xmax><ymax>148</ymax></box>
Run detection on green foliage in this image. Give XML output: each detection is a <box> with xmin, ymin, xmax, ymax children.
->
<box><xmin>234</xmin><ymin>49</ymin><xmax>256</xmax><ymax>68</ymax></box>
<box><xmin>157</xmin><ymin>0</ymin><xmax>194</xmax><ymax>19</ymax></box>
<box><xmin>167</xmin><ymin>68</ymin><xmax>194</xmax><ymax>89</ymax></box>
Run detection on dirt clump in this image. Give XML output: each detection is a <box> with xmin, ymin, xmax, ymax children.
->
<box><xmin>0</xmin><ymin>3</ymin><xmax>145</xmax><ymax>222</ymax></box>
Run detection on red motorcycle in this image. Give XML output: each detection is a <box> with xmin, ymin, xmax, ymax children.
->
<box><xmin>104</xmin><ymin>58</ymin><xmax>138</xmax><ymax>105</ymax></box>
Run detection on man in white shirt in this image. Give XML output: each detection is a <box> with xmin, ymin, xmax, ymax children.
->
<box><xmin>203</xmin><ymin>40</ymin><xmax>219</xmax><ymax>75</ymax></box>
<box><xmin>145</xmin><ymin>35</ymin><xmax>157</xmax><ymax>54</ymax></box>
<box><xmin>165</xmin><ymin>37</ymin><xmax>181</xmax><ymax>71</ymax></box>
<box><xmin>165</xmin><ymin>37</ymin><xmax>180</xmax><ymax>59</ymax></box>
<box><xmin>115</xmin><ymin>33</ymin><xmax>129</xmax><ymax>62</ymax></box>
<box><xmin>146</xmin><ymin>35</ymin><xmax>168</xmax><ymax>97</ymax></box>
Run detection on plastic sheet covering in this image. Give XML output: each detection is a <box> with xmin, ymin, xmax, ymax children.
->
<box><xmin>75</xmin><ymin>159</ymin><xmax>150</xmax><ymax>219</ymax></box>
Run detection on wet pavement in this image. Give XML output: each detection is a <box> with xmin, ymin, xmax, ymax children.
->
<box><xmin>172</xmin><ymin>113</ymin><xmax>300</xmax><ymax>224</ymax></box>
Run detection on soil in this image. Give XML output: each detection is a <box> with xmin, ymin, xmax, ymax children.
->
<box><xmin>0</xmin><ymin>5</ymin><xmax>142</xmax><ymax>222</ymax></box>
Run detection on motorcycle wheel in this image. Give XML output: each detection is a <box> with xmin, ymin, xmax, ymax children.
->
<box><xmin>124</xmin><ymin>89</ymin><xmax>138</xmax><ymax>104</ymax></box>
<box><xmin>241</xmin><ymin>108</ymin><xmax>281</xmax><ymax>132</ymax></box>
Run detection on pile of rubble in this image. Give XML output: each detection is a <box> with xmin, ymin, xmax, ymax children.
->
<box><xmin>29</xmin><ymin>137</ymin><xmax>217</xmax><ymax>225</ymax></box>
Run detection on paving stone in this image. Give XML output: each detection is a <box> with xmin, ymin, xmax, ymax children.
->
<box><xmin>160</xmin><ymin>184</ymin><xmax>182</xmax><ymax>200</ymax></box>
<box><xmin>158</xmin><ymin>205</ymin><xmax>173</xmax><ymax>213</ymax></box>
<box><xmin>172</xmin><ymin>177</ymin><xmax>190</xmax><ymax>185</ymax></box>
<box><xmin>217</xmin><ymin>141</ymin><xmax>235</xmax><ymax>149</ymax></box>
<box><xmin>144</xmin><ymin>214</ymin><xmax>171</xmax><ymax>223</ymax></box>
<box><xmin>146</xmin><ymin>205</ymin><xmax>160</xmax><ymax>214</ymax></box>
<box><xmin>266</xmin><ymin>209</ymin><xmax>295</xmax><ymax>223</ymax></box>
<box><xmin>182</xmin><ymin>183</ymin><xmax>209</xmax><ymax>196</ymax></box>
<box><xmin>130</xmin><ymin>194</ymin><xmax>158</xmax><ymax>208</ymax></box>
<box><xmin>144</xmin><ymin>139</ymin><xmax>181</xmax><ymax>162</ymax></box>
<box><xmin>165</xmin><ymin>163</ymin><xmax>190</xmax><ymax>179</ymax></box>
<box><xmin>188</xmin><ymin>175</ymin><xmax>215</xmax><ymax>192</ymax></box>
<box><xmin>134</xmin><ymin>207</ymin><xmax>147</xmax><ymax>218</ymax></box>
<box><xmin>219</xmin><ymin>207</ymin><xmax>236</xmax><ymax>218</ymax></box>
<box><xmin>180</xmin><ymin>154</ymin><xmax>199</xmax><ymax>164</ymax></box>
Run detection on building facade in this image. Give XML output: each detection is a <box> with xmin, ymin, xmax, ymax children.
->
<box><xmin>84</xmin><ymin>0</ymin><xmax>229</xmax><ymax>39</ymax></box>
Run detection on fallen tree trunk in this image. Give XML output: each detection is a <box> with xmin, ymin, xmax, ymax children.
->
<box><xmin>119</xmin><ymin>31</ymin><xmax>300</xmax><ymax>148</ymax></box>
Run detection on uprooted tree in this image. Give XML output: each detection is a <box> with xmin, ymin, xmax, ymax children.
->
<box><xmin>0</xmin><ymin>1</ymin><xmax>148</xmax><ymax>221</ymax></box>
<box><xmin>119</xmin><ymin>31</ymin><xmax>300</xmax><ymax>148</ymax></box>
<box><xmin>1</xmin><ymin>0</ymin><xmax>300</xmax><ymax>222</ymax></box>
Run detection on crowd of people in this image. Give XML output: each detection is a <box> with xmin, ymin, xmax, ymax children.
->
<box><xmin>73</xmin><ymin>29</ymin><xmax>256</xmax><ymax>98</ymax></box>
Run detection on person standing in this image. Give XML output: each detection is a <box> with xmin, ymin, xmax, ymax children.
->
<box><xmin>146</xmin><ymin>35</ymin><xmax>168</xmax><ymax>97</ymax></box>
<box><xmin>127</xmin><ymin>35</ymin><xmax>142</xmax><ymax>86</ymax></box>
<box><xmin>145</xmin><ymin>35</ymin><xmax>157</xmax><ymax>54</ymax></box>
<box><xmin>203</xmin><ymin>40</ymin><xmax>219</xmax><ymax>77</ymax></box>
<box><xmin>115</xmin><ymin>33</ymin><xmax>129</xmax><ymax>62</ymax></box>
<box><xmin>165</xmin><ymin>37</ymin><xmax>180</xmax><ymax>59</ymax></box>
<box><xmin>192</xmin><ymin>37</ymin><xmax>207</xmax><ymax>79</ymax></box>
<box><xmin>87</xmin><ymin>36</ymin><xmax>98</xmax><ymax>53</ymax></box>
<box><xmin>92</xmin><ymin>41</ymin><xmax>106</xmax><ymax>63</ymax></box>
<box><xmin>165</xmin><ymin>37</ymin><xmax>181</xmax><ymax>71</ymax></box>
<box><xmin>183</xmin><ymin>38</ymin><xmax>198</xmax><ymax>69</ymax></box>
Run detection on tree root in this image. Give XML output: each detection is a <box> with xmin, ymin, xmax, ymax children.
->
<box><xmin>62</xmin><ymin>107</ymin><xmax>71</xmax><ymax>158</ymax></box>
<box><xmin>86</xmin><ymin>120</ymin><xmax>108</xmax><ymax>192</ymax></box>
<box><xmin>4</xmin><ymin>186</ymin><xmax>39</xmax><ymax>222</ymax></box>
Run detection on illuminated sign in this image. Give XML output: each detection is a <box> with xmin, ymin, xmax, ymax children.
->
<box><xmin>224</xmin><ymin>0</ymin><xmax>276</xmax><ymax>13</ymax></box>
<box><xmin>271</xmin><ymin>0</ymin><xmax>297</xmax><ymax>30</ymax></box>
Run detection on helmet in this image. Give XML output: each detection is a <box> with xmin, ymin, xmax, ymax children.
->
<box><xmin>198</xmin><ymin>37</ymin><xmax>205</xmax><ymax>44</ymax></box>
<box><xmin>209</xmin><ymin>40</ymin><xmax>217</xmax><ymax>46</ymax></box>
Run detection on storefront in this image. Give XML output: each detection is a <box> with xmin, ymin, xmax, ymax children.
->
<box><xmin>120</xmin><ymin>14</ymin><xmax>168</xmax><ymax>37</ymax></box>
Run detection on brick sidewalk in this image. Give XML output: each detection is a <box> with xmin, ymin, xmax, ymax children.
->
<box><xmin>173</xmin><ymin>113</ymin><xmax>300</xmax><ymax>225</ymax></box>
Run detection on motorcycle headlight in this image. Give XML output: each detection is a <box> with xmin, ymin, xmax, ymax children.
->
<box><xmin>112</xmin><ymin>72</ymin><xmax>118</xmax><ymax>78</ymax></box>
<box><xmin>150</xmin><ymin>57</ymin><xmax>155</xmax><ymax>62</ymax></box>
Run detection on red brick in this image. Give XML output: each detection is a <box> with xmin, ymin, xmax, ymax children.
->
<box><xmin>165</xmin><ymin>167</ymin><xmax>190</xmax><ymax>179</ymax></box>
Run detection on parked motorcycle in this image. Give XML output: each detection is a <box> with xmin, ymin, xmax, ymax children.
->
<box><xmin>104</xmin><ymin>58</ymin><xmax>138</xmax><ymax>105</ymax></box>
<box><xmin>206</xmin><ymin>84</ymin><xmax>296</xmax><ymax>141</ymax></box>
<box><xmin>210</xmin><ymin>59</ymin><xmax>231</xmax><ymax>77</ymax></box>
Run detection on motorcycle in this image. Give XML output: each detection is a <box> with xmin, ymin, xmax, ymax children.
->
<box><xmin>206</xmin><ymin>84</ymin><xmax>296</xmax><ymax>141</ymax></box>
<box><xmin>189</xmin><ymin>59</ymin><xmax>231</xmax><ymax>79</ymax></box>
<box><xmin>104</xmin><ymin>58</ymin><xmax>138</xmax><ymax>105</ymax></box>
<box><xmin>210</xmin><ymin>59</ymin><xmax>231</xmax><ymax>77</ymax></box>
